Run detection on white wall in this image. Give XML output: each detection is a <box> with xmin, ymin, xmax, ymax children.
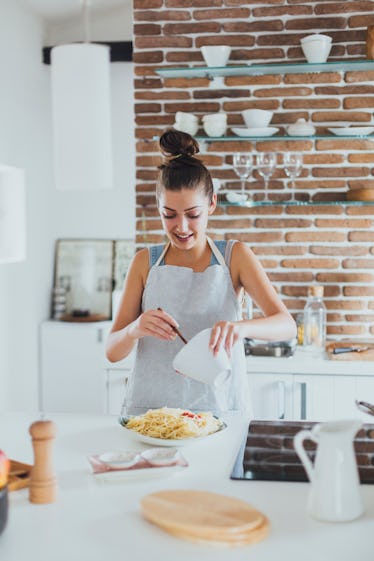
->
<box><xmin>0</xmin><ymin>1</ymin><xmax>135</xmax><ymax>412</ymax></box>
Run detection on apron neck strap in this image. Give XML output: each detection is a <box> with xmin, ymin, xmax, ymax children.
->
<box><xmin>154</xmin><ymin>237</ymin><xmax>226</xmax><ymax>267</ymax></box>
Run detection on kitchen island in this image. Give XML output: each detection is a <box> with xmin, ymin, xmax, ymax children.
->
<box><xmin>0</xmin><ymin>412</ymin><xmax>372</xmax><ymax>561</ymax></box>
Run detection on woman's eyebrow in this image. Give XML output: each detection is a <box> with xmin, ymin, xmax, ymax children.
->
<box><xmin>162</xmin><ymin>205</ymin><xmax>202</xmax><ymax>212</ymax></box>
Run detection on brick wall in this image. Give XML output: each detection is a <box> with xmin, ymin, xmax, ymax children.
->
<box><xmin>133</xmin><ymin>0</ymin><xmax>374</xmax><ymax>340</ymax></box>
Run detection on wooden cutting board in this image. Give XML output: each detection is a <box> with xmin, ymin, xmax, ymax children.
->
<box><xmin>326</xmin><ymin>341</ymin><xmax>374</xmax><ymax>361</ymax></box>
<box><xmin>141</xmin><ymin>490</ymin><xmax>269</xmax><ymax>546</ymax></box>
<box><xmin>8</xmin><ymin>460</ymin><xmax>32</xmax><ymax>491</ymax></box>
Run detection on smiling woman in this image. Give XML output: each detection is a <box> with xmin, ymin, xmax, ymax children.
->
<box><xmin>106</xmin><ymin>129</ymin><xmax>296</xmax><ymax>417</ymax></box>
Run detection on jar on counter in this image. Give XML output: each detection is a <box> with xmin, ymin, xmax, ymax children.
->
<box><xmin>303</xmin><ymin>285</ymin><xmax>326</xmax><ymax>354</ymax></box>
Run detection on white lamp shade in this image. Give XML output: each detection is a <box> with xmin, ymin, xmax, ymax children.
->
<box><xmin>51</xmin><ymin>43</ymin><xmax>113</xmax><ymax>190</ymax></box>
<box><xmin>0</xmin><ymin>165</ymin><xmax>26</xmax><ymax>264</ymax></box>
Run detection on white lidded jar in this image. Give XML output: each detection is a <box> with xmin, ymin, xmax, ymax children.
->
<box><xmin>303</xmin><ymin>285</ymin><xmax>326</xmax><ymax>354</ymax></box>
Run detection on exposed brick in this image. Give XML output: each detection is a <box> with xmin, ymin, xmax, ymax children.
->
<box><xmin>315</xmin><ymin>2</ymin><xmax>374</xmax><ymax>15</ymax></box>
<box><xmin>303</xmin><ymin>154</ymin><xmax>344</xmax><ymax>165</ymax></box>
<box><xmin>344</xmin><ymin>287</ymin><xmax>374</xmax><ymax>297</ymax></box>
<box><xmin>316</xmin><ymin>218</ymin><xmax>373</xmax><ymax>229</ymax></box>
<box><xmin>135</xmin><ymin>103</ymin><xmax>162</xmax><ymax>114</ymax></box>
<box><xmin>281</xmin><ymin>258</ymin><xmax>340</xmax><ymax>269</ymax></box>
<box><xmin>257</xmin><ymin>33</ymin><xmax>312</xmax><ymax>46</ymax></box>
<box><xmin>209</xmin><ymin>218</ymin><xmax>253</xmax><ymax>229</ymax></box>
<box><xmin>135</xmin><ymin>90</ymin><xmax>190</xmax><ymax>100</ymax></box>
<box><xmin>349</xmin><ymin>14</ymin><xmax>374</xmax><ymax>27</ymax></box>
<box><xmin>255</xmin><ymin>86</ymin><xmax>313</xmax><ymax>97</ymax></box>
<box><xmin>268</xmin><ymin>272</ymin><xmax>314</xmax><ymax>282</ymax></box>
<box><xmin>310</xmin><ymin>245</ymin><xmax>368</xmax><ymax>256</ymax></box>
<box><xmin>134</xmin><ymin>0</ymin><xmax>162</xmax><ymax>7</ymax></box>
<box><xmin>253</xmin><ymin>5</ymin><xmax>312</xmax><ymax>17</ymax></box>
<box><xmin>349</xmin><ymin>231</ymin><xmax>374</xmax><ymax>242</ymax></box>
<box><xmin>312</xmin><ymin>167</ymin><xmax>370</xmax><ymax>178</ymax></box>
<box><xmin>325</xmin><ymin>300</ymin><xmax>365</xmax><ymax>310</ymax></box>
<box><xmin>196</xmin><ymin>35</ymin><xmax>256</xmax><ymax>47</ymax></box>
<box><xmin>328</xmin><ymin>325</ymin><xmax>366</xmax><ymax>335</ymax></box>
<box><xmin>230</xmin><ymin>48</ymin><xmax>285</xmax><ymax>61</ymax></box>
<box><xmin>344</xmin><ymin>97</ymin><xmax>374</xmax><ymax>109</ymax></box>
<box><xmin>222</xmin><ymin>21</ymin><xmax>284</xmax><ymax>33</ymax></box>
<box><xmin>164</xmin><ymin>101</ymin><xmax>220</xmax><ymax>113</ymax></box>
<box><xmin>134</xmin><ymin>10</ymin><xmax>191</xmax><ymax>21</ymax></box>
<box><xmin>133</xmin><ymin>23</ymin><xmax>162</xmax><ymax>35</ymax></box>
<box><xmin>286</xmin><ymin>17</ymin><xmax>347</xmax><ymax>30</ymax></box>
<box><xmin>343</xmin><ymin>259</ymin><xmax>374</xmax><ymax>269</ymax></box>
<box><xmin>193</xmin><ymin>8</ymin><xmax>250</xmax><ymax>20</ymax></box>
<box><xmin>135</xmin><ymin>36</ymin><xmax>193</xmax><ymax>48</ymax></box>
<box><xmin>317</xmin><ymin>273</ymin><xmax>374</xmax><ymax>283</ymax></box>
<box><xmin>283</xmin><ymin>99</ymin><xmax>340</xmax><ymax>109</ymax></box>
<box><xmin>224</xmin><ymin>100</ymin><xmax>280</xmax><ymax>112</ymax></box>
<box><xmin>194</xmin><ymin>88</ymin><xmax>251</xmax><ymax>99</ymax></box>
<box><xmin>349</xmin><ymin>154</ymin><xmax>374</xmax><ymax>164</ymax></box>
<box><xmin>284</xmin><ymin>73</ymin><xmax>341</xmax><ymax>84</ymax></box>
<box><xmin>134</xmin><ymin>78</ymin><xmax>163</xmax><ymax>89</ymax></box>
<box><xmin>164</xmin><ymin>77</ymin><xmax>210</xmax><ymax>88</ymax></box>
<box><xmin>345</xmin><ymin>71</ymin><xmax>374</xmax><ymax>83</ymax></box>
<box><xmin>286</xmin><ymin>232</ymin><xmax>346</xmax><ymax>242</ymax></box>
<box><xmin>316</xmin><ymin>139</ymin><xmax>374</xmax><ymax>151</ymax></box>
<box><xmin>164</xmin><ymin>22</ymin><xmax>220</xmax><ymax>34</ymax></box>
<box><xmin>312</xmin><ymin>111</ymin><xmax>372</xmax><ymax>123</ymax></box>
<box><xmin>133</xmin><ymin>51</ymin><xmax>164</xmax><ymax>64</ymax></box>
<box><xmin>252</xmin><ymin>246</ymin><xmax>306</xmax><ymax>255</ymax></box>
<box><xmin>226</xmin><ymin>75</ymin><xmax>282</xmax><ymax>87</ymax></box>
<box><xmin>135</xmin><ymin>115</ymin><xmax>173</xmax><ymax>126</ymax></box>
<box><xmin>346</xmin><ymin>207</ymin><xmax>374</xmax><ymax>216</ymax></box>
<box><xmin>316</xmin><ymin>85</ymin><xmax>374</xmax><ymax>96</ymax></box>
<box><xmin>166</xmin><ymin>52</ymin><xmax>201</xmax><ymax>62</ymax></box>
<box><xmin>345</xmin><ymin>314</ymin><xmax>374</xmax><ymax>323</ymax></box>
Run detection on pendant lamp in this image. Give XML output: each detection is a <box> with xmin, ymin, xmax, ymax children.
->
<box><xmin>50</xmin><ymin>1</ymin><xmax>113</xmax><ymax>191</ymax></box>
<box><xmin>0</xmin><ymin>165</ymin><xmax>26</xmax><ymax>264</ymax></box>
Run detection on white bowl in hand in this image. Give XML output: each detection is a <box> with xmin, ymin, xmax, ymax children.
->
<box><xmin>172</xmin><ymin>328</ymin><xmax>231</xmax><ymax>386</ymax></box>
<box><xmin>300</xmin><ymin>34</ymin><xmax>332</xmax><ymax>63</ymax></box>
<box><xmin>201</xmin><ymin>46</ymin><xmax>231</xmax><ymax>67</ymax></box>
<box><xmin>242</xmin><ymin>109</ymin><xmax>273</xmax><ymax>128</ymax></box>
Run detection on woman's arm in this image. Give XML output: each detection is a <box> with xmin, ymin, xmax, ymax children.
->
<box><xmin>210</xmin><ymin>241</ymin><xmax>297</xmax><ymax>355</ymax></box>
<box><xmin>106</xmin><ymin>249</ymin><xmax>178</xmax><ymax>362</ymax></box>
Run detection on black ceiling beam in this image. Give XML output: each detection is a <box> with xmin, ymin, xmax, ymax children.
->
<box><xmin>43</xmin><ymin>41</ymin><xmax>133</xmax><ymax>64</ymax></box>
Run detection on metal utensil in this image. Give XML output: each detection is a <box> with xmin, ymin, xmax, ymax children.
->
<box><xmin>355</xmin><ymin>399</ymin><xmax>374</xmax><ymax>416</ymax></box>
<box><xmin>157</xmin><ymin>307</ymin><xmax>188</xmax><ymax>345</ymax></box>
<box><xmin>333</xmin><ymin>346</ymin><xmax>369</xmax><ymax>355</ymax></box>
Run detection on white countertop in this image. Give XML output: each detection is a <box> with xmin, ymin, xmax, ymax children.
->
<box><xmin>0</xmin><ymin>412</ymin><xmax>372</xmax><ymax>561</ymax></box>
<box><xmin>247</xmin><ymin>349</ymin><xmax>374</xmax><ymax>376</ymax></box>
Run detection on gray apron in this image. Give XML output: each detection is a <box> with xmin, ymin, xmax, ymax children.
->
<box><xmin>125</xmin><ymin>237</ymin><xmax>250</xmax><ymax>416</ymax></box>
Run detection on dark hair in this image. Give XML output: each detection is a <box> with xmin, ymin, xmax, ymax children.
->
<box><xmin>157</xmin><ymin>129</ymin><xmax>213</xmax><ymax>201</ymax></box>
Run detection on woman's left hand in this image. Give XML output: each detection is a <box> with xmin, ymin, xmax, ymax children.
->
<box><xmin>209</xmin><ymin>321</ymin><xmax>243</xmax><ymax>357</ymax></box>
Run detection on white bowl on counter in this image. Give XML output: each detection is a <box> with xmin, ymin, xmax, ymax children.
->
<box><xmin>300</xmin><ymin>34</ymin><xmax>332</xmax><ymax>63</ymax></box>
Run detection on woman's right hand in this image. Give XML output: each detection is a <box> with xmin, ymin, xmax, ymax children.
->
<box><xmin>129</xmin><ymin>308</ymin><xmax>178</xmax><ymax>341</ymax></box>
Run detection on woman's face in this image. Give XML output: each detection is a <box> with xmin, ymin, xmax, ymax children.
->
<box><xmin>158</xmin><ymin>187</ymin><xmax>216</xmax><ymax>250</ymax></box>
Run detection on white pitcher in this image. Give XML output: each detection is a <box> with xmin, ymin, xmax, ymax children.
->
<box><xmin>294</xmin><ymin>419</ymin><xmax>363</xmax><ymax>522</ymax></box>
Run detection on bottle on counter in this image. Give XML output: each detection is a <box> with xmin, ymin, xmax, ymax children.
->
<box><xmin>303</xmin><ymin>285</ymin><xmax>326</xmax><ymax>354</ymax></box>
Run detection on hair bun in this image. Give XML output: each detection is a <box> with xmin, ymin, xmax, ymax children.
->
<box><xmin>159</xmin><ymin>129</ymin><xmax>199</xmax><ymax>159</ymax></box>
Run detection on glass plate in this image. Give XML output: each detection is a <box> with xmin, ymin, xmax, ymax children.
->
<box><xmin>118</xmin><ymin>416</ymin><xmax>227</xmax><ymax>447</ymax></box>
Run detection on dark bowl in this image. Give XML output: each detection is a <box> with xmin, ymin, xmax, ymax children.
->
<box><xmin>0</xmin><ymin>486</ymin><xmax>8</xmax><ymax>535</ymax></box>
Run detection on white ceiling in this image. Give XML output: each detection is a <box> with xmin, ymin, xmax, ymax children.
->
<box><xmin>23</xmin><ymin>0</ymin><xmax>130</xmax><ymax>23</ymax></box>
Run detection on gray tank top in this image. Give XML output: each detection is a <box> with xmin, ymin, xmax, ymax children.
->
<box><xmin>125</xmin><ymin>237</ymin><xmax>250</xmax><ymax>416</ymax></box>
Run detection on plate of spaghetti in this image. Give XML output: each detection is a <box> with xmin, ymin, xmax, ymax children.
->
<box><xmin>119</xmin><ymin>407</ymin><xmax>227</xmax><ymax>447</ymax></box>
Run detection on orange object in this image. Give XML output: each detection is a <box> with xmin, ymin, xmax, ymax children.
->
<box><xmin>0</xmin><ymin>451</ymin><xmax>10</xmax><ymax>488</ymax></box>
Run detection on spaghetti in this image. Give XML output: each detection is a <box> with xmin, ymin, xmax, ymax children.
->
<box><xmin>125</xmin><ymin>407</ymin><xmax>223</xmax><ymax>440</ymax></box>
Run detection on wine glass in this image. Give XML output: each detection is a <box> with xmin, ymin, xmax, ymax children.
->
<box><xmin>257</xmin><ymin>152</ymin><xmax>277</xmax><ymax>201</ymax></box>
<box><xmin>284</xmin><ymin>152</ymin><xmax>302</xmax><ymax>202</ymax></box>
<box><xmin>232</xmin><ymin>153</ymin><xmax>252</xmax><ymax>202</ymax></box>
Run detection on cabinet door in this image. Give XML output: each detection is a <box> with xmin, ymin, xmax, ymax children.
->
<box><xmin>333</xmin><ymin>376</ymin><xmax>374</xmax><ymax>421</ymax></box>
<box><xmin>41</xmin><ymin>322</ymin><xmax>108</xmax><ymax>414</ymax></box>
<box><xmin>292</xmin><ymin>374</ymin><xmax>334</xmax><ymax>421</ymax></box>
<box><xmin>248</xmin><ymin>373</ymin><xmax>294</xmax><ymax>420</ymax></box>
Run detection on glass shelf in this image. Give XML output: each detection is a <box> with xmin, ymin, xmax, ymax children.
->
<box><xmin>218</xmin><ymin>199</ymin><xmax>374</xmax><ymax>207</ymax></box>
<box><xmin>155</xmin><ymin>59</ymin><xmax>374</xmax><ymax>79</ymax></box>
<box><xmin>196</xmin><ymin>134</ymin><xmax>374</xmax><ymax>142</ymax></box>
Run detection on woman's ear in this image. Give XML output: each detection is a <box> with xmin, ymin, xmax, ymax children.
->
<box><xmin>208</xmin><ymin>193</ymin><xmax>217</xmax><ymax>215</ymax></box>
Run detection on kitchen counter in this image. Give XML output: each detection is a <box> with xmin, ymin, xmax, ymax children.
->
<box><xmin>0</xmin><ymin>412</ymin><xmax>372</xmax><ymax>561</ymax></box>
<box><xmin>247</xmin><ymin>349</ymin><xmax>374</xmax><ymax>376</ymax></box>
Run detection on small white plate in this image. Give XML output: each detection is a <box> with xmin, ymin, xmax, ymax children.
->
<box><xmin>141</xmin><ymin>447</ymin><xmax>180</xmax><ymax>466</ymax></box>
<box><xmin>328</xmin><ymin>126</ymin><xmax>374</xmax><ymax>137</ymax></box>
<box><xmin>226</xmin><ymin>192</ymin><xmax>248</xmax><ymax>203</ymax></box>
<box><xmin>231</xmin><ymin>127</ymin><xmax>279</xmax><ymax>137</ymax></box>
<box><xmin>119</xmin><ymin>417</ymin><xmax>227</xmax><ymax>447</ymax></box>
<box><xmin>98</xmin><ymin>451</ymin><xmax>141</xmax><ymax>469</ymax></box>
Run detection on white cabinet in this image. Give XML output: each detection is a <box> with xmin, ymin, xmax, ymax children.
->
<box><xmin>248</xmin><ymin>369</ymin><xmax>374</xmax><ymax>422</ymax></box>
<box><xmin>40</xmin><ymin>321</ymin><xmax>134</xmax><ymax>415</ymax></box>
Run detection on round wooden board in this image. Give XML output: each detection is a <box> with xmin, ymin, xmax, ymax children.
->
<box><xmin>141</xmin><ymin>490</ymin><xmax>269</xmax><ymax>546</ymax></box>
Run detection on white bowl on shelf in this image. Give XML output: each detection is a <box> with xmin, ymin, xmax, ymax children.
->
<box><xmin>201</xmin><ymin>46</ymin><xmax>231</xmax><ymax>67</ymax></box>
<box><xmin>300</xmin><ymin>34</ymin><xmax>332</xmax><ymax>63</ymax></box>
<box><xmin>242</xmin><ymin>109</ymin><xmax>273</xmax><ymax>128</ymax></box>
<box><xmin>231</xmin><ymin>126</ymin><xmax>279</xmax><ymax>137</ymax></box>
<box><xmin>328</xmin><ymin>126</ymin><xmax>374</xmax><ymax>136</ymax></box>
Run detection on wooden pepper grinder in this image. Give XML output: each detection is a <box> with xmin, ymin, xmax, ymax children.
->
<box><xmin>29</xmin><ymin>420</ymin><xmax>57</xmax><ymax>504</ymax></box>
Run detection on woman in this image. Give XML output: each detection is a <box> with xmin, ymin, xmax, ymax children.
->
<box><xmin>106</xmin><ymin>129</ymin><xmax>296</xmax><ymax>415</ymax></box>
